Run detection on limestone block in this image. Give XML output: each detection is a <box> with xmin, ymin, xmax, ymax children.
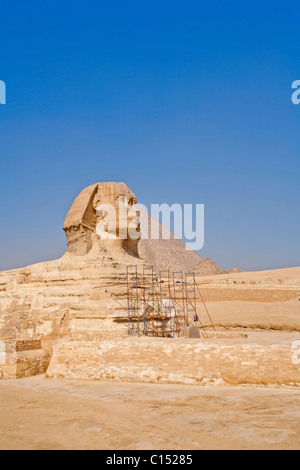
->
<box><xmin>182</xmin><ymin>326</ymin><xmax>200</xmax><ymax>338</ymax></box>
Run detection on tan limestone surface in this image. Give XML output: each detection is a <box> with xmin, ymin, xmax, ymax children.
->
<box><xmin>0</xmin><ymin>252</ymin><xmax>299</xmax><ymax>378</ymax></box>
<box><xmin>0</xmin><ymin>249</ymin><xmax>145</xmax><ymax>378</ymax></box>
<box><xmin>46</xmin><ymin>334</ymin><xmax>300</xmax><ymax>387</ymax></box>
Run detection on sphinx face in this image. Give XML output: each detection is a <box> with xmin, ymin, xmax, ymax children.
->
<box><xmin>63</xmin><ymin>182</ymin><xmax>141</xmax><ymax>257</ymax></box>
<box><xmin>93</xmin><ymin>183</ymin><xmax>140</xmax><ymax>241</ymax></box>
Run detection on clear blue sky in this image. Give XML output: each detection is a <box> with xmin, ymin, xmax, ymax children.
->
<box><xmin>0</xmin><ymin>0</ymin><xmax>299</xmax><ymax>271</ymax></box>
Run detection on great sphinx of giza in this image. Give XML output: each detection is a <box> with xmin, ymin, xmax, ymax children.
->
<box><xmin>0</xmin><ymin>182</ymin><xmax>148</xmax><ymax>379</ymax></box>
<box><xmin>0</xmin><ymin>181</ymin><xmax>222</xmax><ymax>379</ymax></box>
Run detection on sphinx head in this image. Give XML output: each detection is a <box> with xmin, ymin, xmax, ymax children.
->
<box><xmin>63</xmin><ymin>182</ymin><xmax>141</xmax><ymax>257</ymax></box>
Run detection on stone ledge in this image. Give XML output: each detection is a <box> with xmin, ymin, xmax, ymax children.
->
<box><xmin>46</xmin><ymin>337</ymin><xmax>300</xmax><ymax>387</ymax></box>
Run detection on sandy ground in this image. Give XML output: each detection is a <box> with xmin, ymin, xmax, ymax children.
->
<box><xmin>0</xmin><ymin>376</ymin><xmax>299</xmax><ymax>450</ymax></box>
<box><xmin>199</xmin><ymin>266</ymin><xmax>300</xmax><ymax>284</ymax></box>
<box><xmin>196</xmin><ymin>267</ymin><xmax>300</xmax><ymax>331</ymax></box>
<box><xmin>200</xmin><ymin>301</ymin><xmax>300</xmax><ymax>331</ymax></box>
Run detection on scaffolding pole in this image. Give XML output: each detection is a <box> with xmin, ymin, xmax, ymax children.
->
<box><xmin>126</xmin><ymin>266</ymin><xmax>214</xmax><ymax>338</ymax></box>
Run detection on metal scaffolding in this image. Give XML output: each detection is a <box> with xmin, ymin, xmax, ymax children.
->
<box><xmin>126</xmin><ymin>265</ymin><xmax>212</xmax><ymax>337</ymax></box>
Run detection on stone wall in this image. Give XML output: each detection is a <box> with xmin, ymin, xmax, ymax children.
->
<box><xmin>46</xmin><ymin>337</ymin><xmax>300</xmax><ymax>387</ymax></box>
<box><xmin>0</xmin><ymin>349</ymin><xmax>49</xmax><ymax>379</ymax></box>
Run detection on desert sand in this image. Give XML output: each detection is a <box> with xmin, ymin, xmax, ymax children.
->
<box><xmin>0</xmin><ymin>377</ymin><xmax>299</xmax><ymax>450</ymax></box>
<box><xmin>196</xmin><ymin>267</ymin><xmax>300</xmax><ymax>331</ymax></box>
